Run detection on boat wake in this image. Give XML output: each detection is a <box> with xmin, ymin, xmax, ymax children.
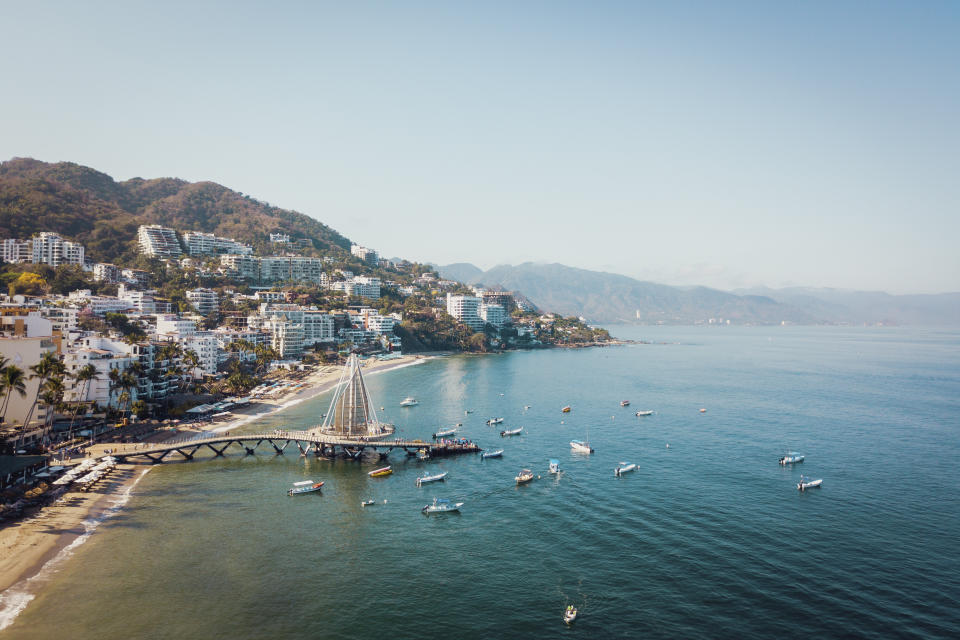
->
<box><xmin>0</xmin><ymin>468</ymin><xmax>152</xmax><ymax>631</ymax></box>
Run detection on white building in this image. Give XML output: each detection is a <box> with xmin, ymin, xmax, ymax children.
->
<box><xmin>365</xmin><ymin>313</ymin><xmax>396</xmax><ymax>335</ymax></box>
<box><xmin>259</xmin><ymin>256</ymin><xmax>325</xmax><ymax>285</ymax></box>
<box><xmin>67</xmin><ymin>290</ymin><xmax>134</xmax><ymax>315</ymax></box>
<box><xmin>138</xmin><ymin>225</ymin><xmax>182</xmax><ymax>258</ymax></box>
<box><xmin>303</xmin><ymin>310</ymin><xmax>336</xmax><ymax>345</ymax></box>
<box><xmin>265</xmin><ymin>315</ymin><xmax>304</xmax><ymax>359</ymax></box>
<box><xmin>446</xmin><ymin>293</ymin><xmax>484</xmax><ymax>331</ymax></box>
<box><xmin>351</xmin><ymin>244</ymin><xmax>378</xmax><ymax>264</ymax></box>
<box><xmin>220</xmin><ymin>254</ymin><xmax>259</xmax><ymax>281</ymax></box>
<box><xmin>31</xmin><ymin>232</ymin><xmax>84</xmax><ymax>267</ymax></box>
<box><xmin>1</xmin><ymin>238</ymin><xmax>33</xmax><ymax>263</ymax></box>
<box><xmin>254</xmin><ymin>291</ymin><xmax>286</xmax><ymax>303</ymax></box>
<box><xmin>93</xmin><ymin>263</ymin><xmax>121</xmax><ymax>283</ymax></box>
<box><xmin>186</xmin><ymin>288</ymin><xmax>219</xmax><ymax>315</ymax></box>
<box><xmin>269</xmin><ymin>233</ymin><xmax>290</xmax><ymax>243</ymax></box>
<box><xmin>63</xmin><ymin>336</ymin><xmax>139</xmax><ymax>409</ymax></box>
<box><xmin>183</xmin><ymin>231</ymin><xmax>253</xmax><ymax>256</ymax></box>
<box><xmin>479</xmin><ymin>302</ymin><xmax>507</xmax><ymax>328</ymax></box>
<box><xmin>121</xmin><ymin>268</ymin><xmax>151</xmax><ymax>288</ymax></box>
<box><xmin>182</xmin><ymin>332</ymin><xmax>220</xmax><ymax>377</ymax></box>
<box><xmin>156</xmin><ymin>315</ymin><xmax>197</xmax><ymax>337</ymax></box>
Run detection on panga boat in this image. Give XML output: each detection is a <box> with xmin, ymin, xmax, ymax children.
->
<box><xmin>570</xmin><ymin>440</ymin><xmax>594</xmax><ymax>454</ymax></box>
<box><xmin>500</xmin><ymin>427</ymin><xmax>523</xmax><ymax>437</ymax></box>
<box><xmin>561</xmin><ymin>406</ymin><xmax>572</xmax><ymax>413</ymax></box>
<box><xmin>620</xmin><ymin>400</ymin><xmax>630</xmax><ymax>407</ymax></box>
<box><xmin>797</xmin><ymin>475</ymin><xmax>822</xmax><ymax>491</ymax></box>
<box><xmin>422</xmin><ymin>497</ymin><xmax>463</xmax><ymax>513</ymax></box>
<box><xmin>481</xmin><ymin>449</ymin><xmax>503</xmax><ymax>459</ymax></box>
<box><xmin>548</xmin><ymin>459</ymin><xmax>561</xmax><ymax>474</ymax></box>
<box><xmin>417</xmin><ymin>448</ymin><xmax>431</xmax><ymax>461</ymax></box>
<box><xmin>400</xmin><ymin>397</ymin><xmax>419</xmax><ymax>407</ymax></box>
<box><xmin>416</xmin><ymin>471</ymin><xmax>448</xmax><ymax>486</ymax></box>
<box><xmin>516</xmin><ymin>468</ymin><xmax>535</xmax><ymax>484</ymax></box>
<box><xmin>361</xmin><ymin>499</ymin><xmax>375</xmax><ymax>506</ymax></box>
<box><xmin>288</xmin><ymin>480</ymin><xmax>324</xmax><ymax>495</ymax></box>
<box><xmin>564</xmin><ymin>606</ymin><xmax>578</xmax><ymax>624</ymax></box>
<box><xmin>368</xmin><ymin>466</ymin><xmax>393</xmax><ymax>477</ymax></box>
<box><xmin>615</xmin><ymin>462</ymin><xmax>637</xmax><ymax>476</ymax></box>
<box><xmin>433</xmin><ymin>427</ymin><xmax>458</xmax><ymax>438</ymax></box>
<box><xmin>779</xmin><ymin>452</ymin><xmax>805</xmax><ymax>465</ymax></box>
<box><xmin>486</xmin><ymin>417</ymin><xmax>504</xmax><ymax>425</ymax></box>
<box><xmin>635</xmin><ymin>410</ymin><xmax>654</xmax><ymax>416</ymax></box>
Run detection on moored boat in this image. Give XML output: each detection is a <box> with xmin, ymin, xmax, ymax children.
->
<box><xmin>416</xmin><ymin>471</ymin><xmax>448</xmax><ymax>486</ymax></box>
<box><xmin>548</xmin><ymin>459</ymin><xmax>561</xmax><ymax>474</ymax></box>
<box><xmin>361</xmin><ymin>499</ymin><xmax>375</xmax><ymax>506</ymax></box>
<box><xmin>561</xmin><ymin>406</ymin><xmax>572</xmax><ymax>413</ymax></box>
<box><xmin>797</xmin><ymin>475</ymin><xmax>822</xmax><ymax>491</ymax></box>
<box><xmin>564</xmin><ymin>606</ymin><xmax>578</xmax><ymax>624</ymax></box>
<box><xmin>570</xmin><ymin>440</ymin><xmax>594</xmax><ymax>454</ymax></box>
<box><xmin>368</xmin><ymin>466</ymin><xmax>393</xmax><ymax>477</ymax></box>
<box><xmin>635</xmin><ymin>410</ymin><xmax>654</xmax><ymax>416</ymax></box>
<box><xmin>481</xmin><ymin>449</ymin><xmax>503</xmax><ymax>459</ymax></box>
<box><xmin>620</xmin><ymin>400</ymin><xmax>630</xmax><ymax>407</ymax></box>
<box><xmin>500</xmin><ymin>427</ymin><xmax>523</xmax><ymax>437</ymax></box>
<box><xmin>433</xmin><ymin>427</ymin><xmax>458</xmax><ymax>438</ymax></box>
<box><xmin>515</xmin><ymin>468</ymin><xmax>535</xmax><ymax>484</ymax></box>
<box><xmin>486</xmin><ymin>417</ymin><xmax>504</xmax><ymax>425</ymax></box>
<box><xmin>422</xmin><ymin>497</ymin><xmax>463</xmax><ymax>513</ymax></box>
<box><xmin>400</xmin><ymin>397</ymin><xmax>419</xmax><ymax>407</ymax></box>
<box><xmin>288</xmin><ymin>480</ymin><xmax>324</xmax><ymax>496</ymax></box>
<box><xmin>615</xmin><ymin>462</ymin><xmax>637</xmax><ymax>476</ymax></box>
<box><xmin>417</xmin><ymin>448</ymin><xmax>430</xmax><ymax>461</ymax></box>
<box><xmin>779</xmin><ymin>451</ymin><xmax>805</xmax><ymax>465</ymax></box>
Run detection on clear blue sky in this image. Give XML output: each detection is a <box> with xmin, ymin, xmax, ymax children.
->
<box><xmin>3</xmin><ymin>1</ymin><xmax>958</xmax><ymax>293</ymax></box>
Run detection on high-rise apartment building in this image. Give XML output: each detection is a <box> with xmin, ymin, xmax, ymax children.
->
<box><xmin>138</xmin><ymin>225</ymin><xmax>182</xmax><ymax>258</ymax></box>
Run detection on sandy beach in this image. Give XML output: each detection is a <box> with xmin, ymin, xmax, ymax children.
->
<box><xmin>0</xmin><ymin>354</ymin><xmax>426</xmax><ymax>625</ymax></box>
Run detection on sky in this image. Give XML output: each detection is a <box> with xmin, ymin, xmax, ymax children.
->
<box><xmin>3</xmin><ymin>1</ymin><xmax>959</xmax><ymax>294</ymax></box>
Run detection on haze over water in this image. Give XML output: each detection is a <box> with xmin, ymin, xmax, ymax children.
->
<box><xmin>3</xmin><ymin>326</ymin><xmax>958</xmax><ymax>639</ymax></box>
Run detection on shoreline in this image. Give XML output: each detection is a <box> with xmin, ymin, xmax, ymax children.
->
<box><xmin>0</xmin><ymin>353</ymin><xmax>427</xmax><ymax>629</ymax></box>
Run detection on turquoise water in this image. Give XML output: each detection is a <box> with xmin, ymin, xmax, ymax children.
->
<box><xmin>3</xmin><ymin>326</ymin><xmax>959</xmax><ymax>639</ymax></box>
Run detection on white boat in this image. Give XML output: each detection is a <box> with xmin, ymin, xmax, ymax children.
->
<box><xmin>570</xmin><ymin>440</ymin><xmax>594</xmax><ymax>454</ymax></box>
<box><xmin>416</xmin><ymin>471</ymin><xmax>448</xmax><ymax>486</ymax></box>
<box><xmin>400</xmin><ymin>397</ymin><xmax>419</xmax><ymax>407</ymax></box>
<box><xmin>481</xmin><ymin>449</ymin><xmax>503</xmax><ymax>459</ymax></box>
<box><xmin>486</xmin><ymin>417</ymin><xmax>504</xmax><ymax>425</ymax></box>
<box><xmin>422</xmin><ymin>497</ymin><xmax>463</xmax><ymax>513</ymax></box>
<box><xmin>515</xmin><ymin>468</ymin><xmax>535</xmax><ymax>484</ymax></box>
<box><xmin>635</xmin><ymin>410</ymin><xmax>654</xmax><ymax>416</ymax></box>
<box><xmin>433</xmin><ymin>427</ymin><xmax>457</xmax><ymax>438</ymax></box>
<box><xmin>797</xmin><ymin>475</ymin><xmax>822</xmax><ymax>491</ymax></box>
<box><xmin>361</xmin><ymin>499</ymin><xmax>375</xmax><ymax>506</ymax></box>
<box><xmin>620</xmin><ymin>400</ymin><xmax>630</xmax><ymax>407</ymax></box>
<box><xmin>548</xmin><ymin>459</ymin><xmax>561</xmax><ymax>474</ymax></box>
<box><xmin>500</xmin><ymin>427</ymin><xmax>523</xmax><ymax>437</ymax></box>
<box><xmin>779</xmin><ymin>451</ymin><xmax>805</xmax><ymax>465</ymax></box>
<box><xmin>615</xmin><ymin>462</ymin><xmax>637</xmax><ymax>476</ymax></box>
<box><xmin>288</xmin><ymin>480</ymin><xmax>324</xmax><ymax>495</ymax></box>
<box><xmin>564</xmin><ymin>606</ymin><xmax>578</xmax><ymax>624</ymax></box>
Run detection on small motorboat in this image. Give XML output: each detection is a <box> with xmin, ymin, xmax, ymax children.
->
<box><xmin>400</xmin><ymin>397</ymin><xmax>419</xmax><ymax>407</ymax></box>
<box><xmin>561</xmin><ymin>406</ymin><xmax>572</xmax><ymax>413</ymax></box>
<box><xmin>564</xmin><ymin>606</ymin><xmax>578</xmax><ymax>624</ymax></box>
<box><xmin>288</xmin><ymin>480</ymin><xmax>324</xmax><ymax>496</ymax></box>
<box><xmin>481</xmin><ymin>449</ymin><xmax>503</xmax><ymax>459</ymax></box>
<box><xmin>368</xmin><ymin>466</ymin><xmax>393</xmax><ymax>477</ymax></box>
<box><xmin>615</xmin><ymin>462</ymin><xmax>637</xmax><ymax>476</ymax></box>
<box><xmin>699</xmin><ymin>408</ymin><xmax>707</xmax><ymax>413</ymax></box>
<box><xmin>548</xmin><ymin>459</ymin><xmax>561</xmax><ymax>474</ymax></box>
<box><xmin>486</xmin><ymin>417</ymin><xmax>504</xmax><ymax>425</ymax></box>
<box><xmin>361</xmin><ymin>499</ymin><xmax>375</xmax><ymax>507</ymax></box>
<box><xmin>422</xmin><ymin>497</ymin><xmax>463</xmax><ymax>513</ymax></box>
<box><xmin>797</xmin><ymin>475</ymin><xmax>822</xmax><ymax>491</ymax></box>
<box><xmin>523</xmin><ymin>405</ymin><xmax>531</xmax><ymax>410</ymax></box>
<box><xmin>433</xmin><ymin>427</ymin><xmax>457</xmax><ymax>438</ymax></box>
<box><xmin>465</xmin><ymin>409</ymin><xmax>473</xmax><ymax>414</ymax></box>
<box><xmin>635</xmin><ymin>410</ymin><xmax>654</xmax><ymax>416</ymax></box>
<box><xmin>500</xmin><ymin>427</ymin><xmax>523</xmax><ymax>437</ymax></box>
<box><xmin>779</xmin><ymin>451</ymin><xmax>805</xmax><ymax>465</ymax></box>
<box><xmin>570</xmin><ymin>440</ymin><xmax>594</xmax><ymax>454</ymax></box>
<box><xmin>620</xmin><ymin>400</ymin><xmax>630</xmax><ymax>407</ymax></box>
<box><xmin>515</xmin><ymin>468</ymin><xmax>535</xmax><ymax>484</ymax></box>
<box><xmin>416</xmin><ymin>471</ymin><xmax>448</xmax><ymax>486</ymax></box>
<box><xmin>417</xmin><ymin>448</ymin><xmax>431</xmax><ymax>461</ymax></box>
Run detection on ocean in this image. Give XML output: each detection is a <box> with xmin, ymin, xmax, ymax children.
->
<box><xmin>2</xmin><ymin>326</ymin><xmax>958</xmax><ymax>639</ymax></box>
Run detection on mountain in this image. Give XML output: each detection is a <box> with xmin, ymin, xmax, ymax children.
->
<box><xmin>431</xmin><ymin>262</ymin><xmax>483</xmax><ymax>284</ymax></box>
<box><xmin>0</xmin><ymin>158</ymin><xmax>351</xmax><ymax>264</ymax></box>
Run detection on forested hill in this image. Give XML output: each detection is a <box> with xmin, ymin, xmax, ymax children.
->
<box><xmin>0</xmin><ymin>158</ymin><xmax>352</xmax><ymax>264</ymax></box>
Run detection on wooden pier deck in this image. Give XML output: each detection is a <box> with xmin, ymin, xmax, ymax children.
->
<box><xmin>111</xmin><ymin>429</ymin><xmax>482</xmax><ymax>464</ymax></box>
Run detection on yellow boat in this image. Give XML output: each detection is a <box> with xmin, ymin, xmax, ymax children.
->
<box><xmin>561</xmin><ymin>406</ymin><xmax>572</xmax><ymax>413</ymax></box>
<box><xmin>368</xmin><ymin>466</ymin><xmax>393</xmax><ymax>477</ymax></box>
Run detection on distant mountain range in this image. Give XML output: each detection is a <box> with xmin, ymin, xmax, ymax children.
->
<box><xmin>436</xmin><ymin>262</ymin><xmax>960</xmax><ymax>326</ymax></box>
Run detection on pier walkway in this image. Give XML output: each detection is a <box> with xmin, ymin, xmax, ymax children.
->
<box><xmin>111</xmin><ymin>429</ymin><xmax>481</xmax><ymax>464</ymax></box>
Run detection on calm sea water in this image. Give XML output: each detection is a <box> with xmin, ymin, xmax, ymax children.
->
<box><xmin>3</xmin><ymin>326</ymin><xmax>959</xmax><ymax>639</ymax></box>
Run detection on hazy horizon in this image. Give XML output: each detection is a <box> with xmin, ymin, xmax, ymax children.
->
<box><xmin>3</xmin><ymin>2</ymin><xmax>958</xmax><ymax>295</ymax></box>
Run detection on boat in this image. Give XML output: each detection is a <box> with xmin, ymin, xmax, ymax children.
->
<box><xmin>797</xmin><ymin>475</ymin><xmax>822</xmax><ymax>491</ymax></box>
<box><xmin>615</xmin><ymin>462</ymin><xmax>637</xmax><ymax>476</ymax></box>
<box><xmin>635</xmin><ymin>410</ymin><xmax>654</xmax><ymax>416</ymax></box>
<box><xmin>620</xmin><ymin>400</ymin><xmax>630</xmax><ymax>407</ymax></box>
<box><xmin>548</xmin><ymin>459</ymin><xmax>561</xmax><ymax>474</ymax></box>
<box><xmin>561</xmin><ymin>406</ymin><xmax>572</xmax><ymax>413</ymax></box>
<box><xmin>400</xmin><ymin>397</ymin><xmax>419</xmax><ymax>407</ymax></box>
<box><xmin>500</xmin><ymin>427</ymin><xmax>523</xmax><ymax>437</ymax></box>
<box><xmin>417</xmin><ymin>448</ymin><xmax>431</xmax><ymax>461</ymax></box>
<box><xmin>481</xmin><ymin>449</ymin><xmax>503</xmax><ymax>459</ymax></box>
<box><xmin>779</xmin><ymin>451</ymin><xmax>805</xmax><ymax>465</ymax></box>
<box><xmin>515</xmin><ymin>468</ymin><xmax>535</xmax><ymax>484</ymax></box>
<box><xmin>422</xmin><ymin>497</ymin><xmax>463</xmax><ymax>513</ymax></box>
<box><xmin>570</xmin><ymin>440</ymin><xmax>594</xmax><ymax>454</ymax></box>
<box><xmin>361</xmin><ymin>499</ymin><xmax>375</xmax><ymax>506</ymax></box>
<box><xmin>465</xmin><ymin>409</ymin><xmax>473</xmax><ymax>414</ymax></box>
<box><xmin>433</xmin><ymin>427</ymin><xmax>457</xmax><ymax>438</ymax></box>
<box><xmin>564</xmin><ymin>606</ymin><xmax>578</xmax><ymax>624</ymax></box>
<box><xmin>486</xmin><ymin>417</ymin><xmax>504</xmax><ymax>425</ymax></box>
<box><xmin>699</xmin><ymin>408</ymin><xmax>707</xmax><ymax>413</ymax></box>
<box><xmin>416</xmin><ymin>471</ymin><xmax>448</xmax><ymax>486</ymax></box>
<box><xmin>288</xmin><ymin>480</ymin><xmax>324</xmax><ymax>496</ymax></box>
<box><xmin>368</xmin><ymin>466</ymin><xmax>393</xmax><ymax>477</ymax></box>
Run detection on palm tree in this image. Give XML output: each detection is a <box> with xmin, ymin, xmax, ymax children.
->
<box><xmin>68</xmin><ymin>364</ymin><xmax>100</xmax><ymax>442</ymax></box>
<box><xmin>182</xmin><ymin>349</ymin><xmax>201</xmax><ymax>391</ymax></box>
<box><xmin>1</xmin><ymin>365</ymin><xmax>28</xmax><ymax>426</ymax></box>
<box><xmin>19</xmin><ymin>352</ymin><xmax>64</xmax><ymax>446</ymax></box>
<box><xmin>39</xmin><ymin>375</ymin><xmax>65</xmax><ymax>442</ymax></box>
